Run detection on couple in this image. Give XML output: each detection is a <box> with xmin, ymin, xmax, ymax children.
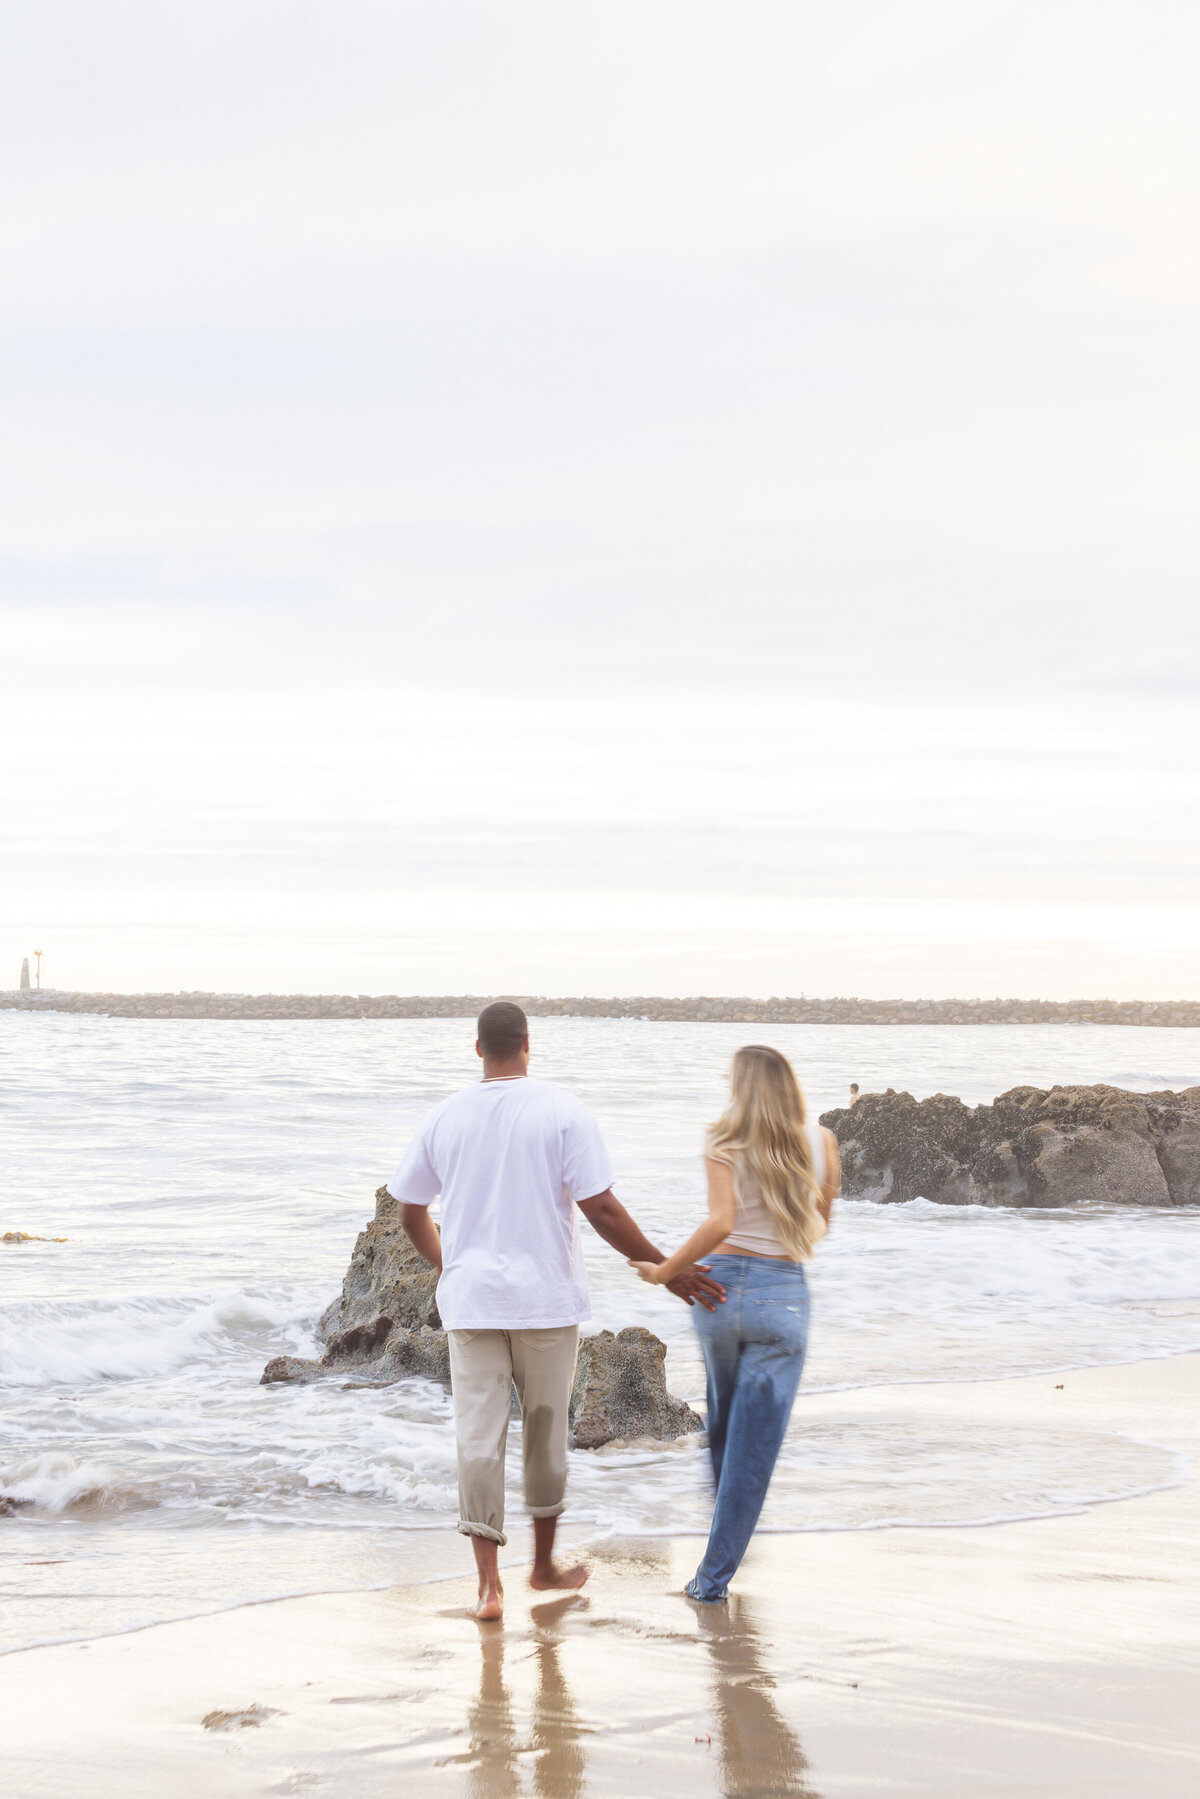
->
<box><xmin>388</xmin><ymin>1001</ymin><xmax>839</xmax><ymax>1619</ymax></box>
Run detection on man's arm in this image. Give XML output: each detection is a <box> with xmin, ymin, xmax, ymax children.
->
<box><xmin>577</xmin><ymin>1189</ymin><xmax>726</xmax><ymax>1310</ymax></box>
<box><xmin>401</xmin><ymin>1203</ymin><xmax>443</xmax><ymax>1273</ymax></box>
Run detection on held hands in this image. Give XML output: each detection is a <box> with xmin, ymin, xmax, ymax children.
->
<box><xmin>627</xmin><ymin>1258</ymin><xmax>726</xmax><ymax>1311</ymax></box>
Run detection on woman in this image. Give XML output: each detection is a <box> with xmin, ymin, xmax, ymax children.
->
<box><xmin>631</xmin><ymin>1045</ymin><xmax>840</xmax><ymax>1602</ymax></box>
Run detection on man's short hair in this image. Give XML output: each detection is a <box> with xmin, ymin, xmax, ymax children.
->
<box><xmin>477</xmin><ymin>1000</ymin><xmax>529</xmax><ymax>1059</ymax></box>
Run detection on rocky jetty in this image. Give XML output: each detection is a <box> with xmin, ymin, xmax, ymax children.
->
<box><xmin>6</xmin><ymin>989</ymin><xmax>1200</xmax><ymax>1026</ymax></box>
<box><xmin>261</xmin><ymin>1187</ymin><xmax>702</xmax><ymax>1447</ymax></box>
<box><xmin>821</xmin><ymin>1084</ymin><xmax>1200</xmax><ymax>1208</ymax></box>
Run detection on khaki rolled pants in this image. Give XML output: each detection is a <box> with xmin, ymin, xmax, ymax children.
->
<box><xmin>447</xmin><ymin>1325</ymin><xmax>579</xmax><ymax>1545</ymax></box>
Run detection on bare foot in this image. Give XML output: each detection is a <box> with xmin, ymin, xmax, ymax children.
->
<box><xmin>529</xmin><ymin>1561</ymin><xmax>589</xmax><ymax>1593</ymax></box>
<box><xmin>471</xmin><ymin>1578</ymin><xmax>503</xmax><ymax>1621</ymax></box>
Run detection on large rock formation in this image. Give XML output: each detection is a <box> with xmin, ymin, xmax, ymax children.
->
<box><xmin>570</xmin><ymin>1328</ymin><xmax>701</xmax><ymax>1449</ymax></box>
<box><xmin>318</xmin><ymin>1192</ymin><xmax>442</xmax><ymax>1338</ymax></box>
<box><xmin>821</xmin><ymin>1084</ymin><xmax>1200</xmax><ymax>1207</ymax></box>
<box><xmin>262</xmin><ymin>1187</ymin><xmax>702</xmax><ymax>1447</ymax></box>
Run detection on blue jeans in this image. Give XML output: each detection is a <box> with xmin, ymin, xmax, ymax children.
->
<box><xmin>686</xmin><ymin>1253</ymin><xmax>810</xmax><ymax>1602</ymax></box>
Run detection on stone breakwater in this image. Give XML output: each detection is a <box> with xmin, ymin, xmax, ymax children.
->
<box><xmin>4</xmin><ymin>990</ymin><xmax>1200</xmax><ymax>1025</ymax></box>
<box><xmin>821</xmin><ymin>1083</ymin><xmax>1200</xmax><ymax>1208</ymax></box>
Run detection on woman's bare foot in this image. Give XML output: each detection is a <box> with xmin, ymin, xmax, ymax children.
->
<box><xmin>529</xmin><ymin>1560</ymin><xmax>589</xmax><ymax>1592</ymax></box>
<box><xmin>471</xmin><ymin>1577</ymin><xmax>503</xmax><ymax>1621</ymax></box>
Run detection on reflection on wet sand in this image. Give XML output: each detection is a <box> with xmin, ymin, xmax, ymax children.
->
<box><xmin>462</xmin><ymin>1631</ymin><xmax>520</xmax><ymax>1799</ymax></box>
<box><xmin>529</xmin><ymin>1599</ymin><xmax>588</xmax><ymax>1798</ymax></box>
<box><xmin>694</xmin><ymin>1595</ymin><xmax>821</xmax><ymax>1798</ymax></box>
<box><xmin>457</xmin><ymin>1585</ymin><xmax>815</xmax><ymax>1798</ymax></box>
<box><xmin>462</xmin><ymin>1601</ymin><xmax>587</xmax><ymax>1799</ymax></box>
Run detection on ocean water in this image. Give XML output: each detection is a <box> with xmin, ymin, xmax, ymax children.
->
<box><xmin>2</xmin><ymin>1015</ymin><xmax>1199</xmax><ymax>1654</ymax></box>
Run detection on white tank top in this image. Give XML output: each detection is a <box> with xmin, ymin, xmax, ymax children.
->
<box><xmin>717</xmin><ymin>1121</ymin><xmax>828</xmax><ymax>1260</ymax></box>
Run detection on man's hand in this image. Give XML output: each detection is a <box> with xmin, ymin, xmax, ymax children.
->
<box><xmin>664</xmin><ymin>1264</ymin><xmax>726</xmax><ymax>1312</ymax></box>
<box><xmin>627</xmin><ymin>1258</ymin><xmax>726</xmax><ymax>1311</ymax></box>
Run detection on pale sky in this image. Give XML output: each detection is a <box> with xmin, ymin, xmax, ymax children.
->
<box><xmin>3</xmin><ymin>3</ymin><xmax>1199</xmax><ymax>997</ymax></box>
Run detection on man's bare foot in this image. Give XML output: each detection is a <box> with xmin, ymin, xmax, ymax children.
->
<box><xmin>529</xmin><ymin>1561</ymin><xmax>589</xmax><ymax>1592</ymax></box>
<box><xmin>471</xmin><ymin>1578</ymin><xmax>503</xmax><ymax>1621</ymax></box>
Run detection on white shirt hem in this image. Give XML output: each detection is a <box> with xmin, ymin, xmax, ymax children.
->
<box><xmin>442</xmin><ymin>1313</ymin><xmax>591</xmax><ymax>1333</ymax></box>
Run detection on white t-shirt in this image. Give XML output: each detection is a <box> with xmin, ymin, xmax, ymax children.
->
<box><xmin>386</xmin><ymin>1077</ymin><xmax>614</xmax><ymax>1330</ymax></box>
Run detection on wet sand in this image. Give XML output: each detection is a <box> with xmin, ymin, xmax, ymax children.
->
<box><xmin>3</xmin><ymin>1355</ymin><xmax>1197</xmax><ymax>1798</ymax></box>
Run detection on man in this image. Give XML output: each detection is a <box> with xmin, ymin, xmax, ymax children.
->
<box><xmin>389</xmin><ymin>1000</ymin><xmax>725</xmax><ymax>1621</ymax></box>
<box><xmin>849</xmin><ymin>1083</ymin><xmax>860</xmax><ymax>1107</ymax></box>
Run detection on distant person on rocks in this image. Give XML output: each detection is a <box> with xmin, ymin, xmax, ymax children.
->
<box><xmin>630</xmin><ymin>1045</ymin><xmax>839</xmax><ymax>1603</ymax></box>
<box><xmin>849</xmin><ymin>1083</ymin><xmax>860</xmax><ymax>1107</ymax></box>
<box><xmin>389</xmin><ymin>1000</ymin><xmax>726</xmax><ymax>1622</ymax></box>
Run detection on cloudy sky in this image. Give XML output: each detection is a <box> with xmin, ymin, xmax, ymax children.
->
<box><xmin>3</xmin><ymin>1</ymin><xmax>1198</xmax><ymax>996</ymax></box>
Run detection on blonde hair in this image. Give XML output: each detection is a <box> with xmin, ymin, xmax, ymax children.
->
<box><xmin>708</xmin><ymin>1045</ymin><xmax>825</xmax><ymax>1258</ymax></box>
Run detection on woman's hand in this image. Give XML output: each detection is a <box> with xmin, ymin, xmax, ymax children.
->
<box><xmin>625</xmin><ymin>1161</ymin><xmax>736</xmax><ymax>1299</ymax></box>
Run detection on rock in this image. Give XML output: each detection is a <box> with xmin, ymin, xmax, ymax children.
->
<box><xmin>260</xmin><ymin>1355</ymin><xmax>323</xmax><ymax>1386</ymax></box>
<box><xmin>1156</xmin><ymin>1114</ymin><xmax>1200</xmax><ymax>1206</ymax></box>
<box><xmin>317</xmin><ymin>1188</ymin><xmax>441</xmax><ymax>1338</ymax></box>
<box><xmin>1021</xmin><ymin>1122</ymin><xmax>1169</xmax><ymax>1208</ymax></box>
<box><xmin>260</xmin><ymin>1322</ymin><xmax>451</xmax><ymax>1388</ymax></box>
<box><xmin>822</xmin><ymin>1083</ymin><xmax>1200</xmax><ymax>1207</ymax></box>
<box><xmin>323</xmin><ymin>1315</ymin><xmax>395</xmax><ymax>1363</ymax></box>
<box><xmin>370</xmin><ymin>1325</ymin><xmax>452</xmax><ymax>1386</ymax></box>
<box><xmin>261</xmin><ymin>1193</ymin><xmax>700</xmax><ymax>1446</ymax></box>
<box><xmin>569</xmin><ymin>1327</ymin><xmax>702</xmax><ymax>1449</ymax></box>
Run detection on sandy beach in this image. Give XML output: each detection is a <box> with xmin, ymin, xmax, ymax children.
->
<box><xmin>4</xmin><ymin>1352</ymin><xmax>1196</xmax><ymax>1798</ymax></box>
<box><xmin>8</xmin><ymin>3</ymin><xmax>1200</xmax><ymax>1792</ymax></box>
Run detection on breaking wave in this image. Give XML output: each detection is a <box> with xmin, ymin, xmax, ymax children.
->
<box><xmin>0</xmin><ymin>1289</ymin><xmax>320</xmax><ymax>1391</ymax></box>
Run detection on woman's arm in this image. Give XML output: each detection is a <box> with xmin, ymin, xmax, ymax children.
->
<box><xmin>629</xmin><ymin>1158</ymin><xmax>737</xmax><ymax>1286</ymax></box>
<box><xmin>818</xmin><ymin>1128</ymin><xmax>841</xmax><ymax>1226</ymax></box>
<box><xmin>578</xmin><ymin>1189</ymin><xmax>726</xmax><ymax>1308</ymax></box>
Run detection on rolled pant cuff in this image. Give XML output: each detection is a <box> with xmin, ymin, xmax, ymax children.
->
<box><xmin>458</xmin><ymin>1520</ymin><xmax>507</xmax><ymax>1545</ymax></box>
<box><xmin>527</xmin><ymin>1500</ymin><xmax>566</xmax><ymax>1519</ymax></box>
